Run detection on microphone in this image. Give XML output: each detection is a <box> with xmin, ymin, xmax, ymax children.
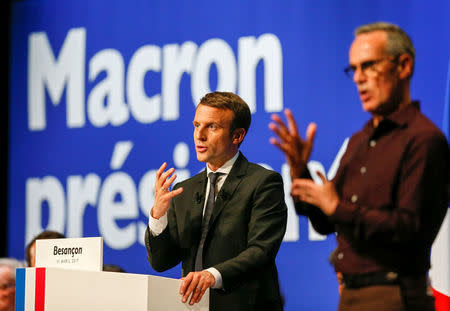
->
<box><xmin>195</xmin><ymin>192</ymin><xmax>203</xmax><ymax>204</ymax></box>
<box><xmin>220</xmin><ymin>191</ymin><xmax>230</xmax><ymax>201</ymax></box>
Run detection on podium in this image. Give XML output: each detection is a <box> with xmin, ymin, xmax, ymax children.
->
<box><xmin>15</xmin><ymin>267</ymin><xmax>209</xmax><ymax>311</ymax></box>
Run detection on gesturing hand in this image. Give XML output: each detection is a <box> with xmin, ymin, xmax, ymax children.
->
<box><xmin>269</xmin><ymin>108</ymin><xmax>317</xmax><ymax>179</ymax></box>
<box><xmin>180</xmin><ymin>271</ymin><xmax>215</xmax><ymax>305</ymax></box>
<box><xmin>151</xmin><ymin>162</ymin><xmax>184</xmax><ymax>219</ymax></box>
<box><xmin>291</xmin><ymin>171</ymin><xmax>339</xmax><ymax>216</ymax></box>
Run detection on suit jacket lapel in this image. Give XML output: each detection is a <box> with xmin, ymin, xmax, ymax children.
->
<box><xmin>190</xmin><ymin>170</ymin><xmax>207</xmax><ymax>241</ymax></box>
<box><xmin>208</xmin><ymin>153</ymin><xmax>248</xmax><ymax>231</ymax></box>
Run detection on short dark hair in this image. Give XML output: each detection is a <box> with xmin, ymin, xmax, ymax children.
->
<box><xmin>198</xmin><ymin>91</ymin><xmax>251</xmax><ymax>137</ymax></box>
<box><xmin>25</xmin><ymin>230</ymin><xmax>65</xmax><ymax>266</ymax></box>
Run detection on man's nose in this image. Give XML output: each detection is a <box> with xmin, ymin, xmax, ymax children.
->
<box><xmin>195</xmin><ymin>127</ymin><xmax>206</xmax><ymax>141</ymax></box>
<box><xmin>353</xmin><ymin>67</ymin><xmax>367</xmax><ymax>84</ymax></box>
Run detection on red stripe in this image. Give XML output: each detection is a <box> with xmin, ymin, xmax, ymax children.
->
<box><xmin>432</xmin><ymin>287</ymin><xmax>450</xmax><ymax>311</ymax></box>
<box><xmin>35</xmin><ymin>268</ymin><xmax>46</xmax><ymax>311</ymax></box>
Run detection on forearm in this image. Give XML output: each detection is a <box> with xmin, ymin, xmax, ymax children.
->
<box><xmin>295</xmin><ymin>201</ymin><xmax>335</xmax><ymax>235</ymax></box>
<box><xmin>145</xmin><ymin>226</ymin><xmax>181</xmax><ymax>272</ymax></box>
<box><xmin>214</xmin><ymin>244</ymin><xmax>274</xmax><ymax>291</ymax></box>
<box><xmin>145</xmin><ymin>202</ymin><xmax>182</xmax><ymax>272</ymax></box>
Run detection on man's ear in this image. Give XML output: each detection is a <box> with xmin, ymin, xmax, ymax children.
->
<box><xmin>232</xmin><ymin>128</ymin><xmax>246</xmax><ymax>145</ymax></box>
<box><xmin>397</xmin><ymin>53</ymin><xmax>413</xmax><ymax>80</ymax></box>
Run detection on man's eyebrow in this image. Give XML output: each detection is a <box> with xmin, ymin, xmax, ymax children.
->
<box><xmin>211</xmin><ymin>121</ymin><xmax>224</xmax><ymax>127</ymax></box>
<box><xmin>193</xmin><ymin>120</ymin><xmax>222</xmax><ymax>126</ymax></box>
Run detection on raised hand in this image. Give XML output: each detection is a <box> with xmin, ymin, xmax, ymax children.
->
<box><xmin>151</xmin><ymin>162</ymin><xmax>184</xmax><ymax>219</ymax></box>
<box><xmin>269</xmin><ymin>108</ymin><xmax>317</xmax><ymax>179</ymax></box>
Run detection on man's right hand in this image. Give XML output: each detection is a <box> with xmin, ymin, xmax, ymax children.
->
<box><xmin>150</xmin><ymin>162</ymin><xmax>184</xmax><ymax>219</ymax></box>
<box><xmin>180</xmin><ymin>271</ymin><xmax>215</xmax><ymax>305</ymax></box>
<box><xmin>269</xmin><ymin>108</ymin><xmax>317</xmax><ymax>179</ymax></box>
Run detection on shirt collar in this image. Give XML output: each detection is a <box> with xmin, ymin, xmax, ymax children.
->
<box><xmin>384</xmin><ymin>101</ymin><xmax>420</xmax><ymax>127</ymax></box>
<box><xmin>363</xmin><ymin>101</ymin><xmax>420</xmax><ymax>132</ymax></box>
<box><xmin>206</xmin><ymin>151</ymin><xmax>240</xmax><ymax>176</ymax></box>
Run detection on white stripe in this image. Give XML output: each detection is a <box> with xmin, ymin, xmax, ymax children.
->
<box><xmin>24</xmin><ymin>268</ymin><xmax>36</xmax><ymax>311</ymax></box>
<box><xmin>430</xmin><ymin>209</ymin><xmax>450</xmax><ymax>296</ymax></box>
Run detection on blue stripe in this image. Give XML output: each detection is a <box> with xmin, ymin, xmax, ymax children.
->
<box><xmin>443</xmin><ymin>59</ymin><xmax>450</xmax><ymax>140</ymax></box>
<box><xmin>445</xmin><ymin>59</ymin><xmax>450</xmax><ymax>211</ymax></box>
<box><xmin>15</xmin><ymin>268</ymin><xmax>25</xmax><ymax>311</ymax></box>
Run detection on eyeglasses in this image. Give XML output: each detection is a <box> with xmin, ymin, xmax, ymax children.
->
<box><xmin>344</xmin><ymin>56</ymin><xmax>398</xmax><ymax>79</ymax></box>
<box><xmin>0</xmin><ymin>282</ymin><xmax>15</xmax><ymax>290</ymax></box>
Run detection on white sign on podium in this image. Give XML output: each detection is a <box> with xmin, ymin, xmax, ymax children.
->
<box><xmin>35</xmin><ymin>237</ymin><xmax>103</xmax><ymax>271</ymax></box>
<box><xmin>16</xmin><ymin>267</ymin><xmax>209</xmax><ymax>311</ymax></box>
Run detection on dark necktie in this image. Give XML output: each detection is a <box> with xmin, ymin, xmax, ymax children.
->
<box><xmin>194</xmin><ymin>172</ymin><xmax>220</xmax><ymax>271</ymax></box>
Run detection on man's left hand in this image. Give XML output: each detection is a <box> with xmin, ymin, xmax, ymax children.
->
<box><xmin>180</xmin><ymin>270</ymin><xmax>215</xmax><ymax>305</ymax></box>
<box><xmin>291</xmin><ymin>171</ymin><xmax>339</xmax><ymax>215</ymax></box>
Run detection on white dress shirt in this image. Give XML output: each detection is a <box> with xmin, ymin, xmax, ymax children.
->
<box><xmin>148</xmin><ymin>151</ymin><xmax>240</xmax><ymax>289</ymax></box>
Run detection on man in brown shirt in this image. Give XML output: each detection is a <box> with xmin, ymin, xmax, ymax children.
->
<box><xmin>269</xmin><ymin>22</ymin><xmax>449</xmax><ymax>311</ymax></box>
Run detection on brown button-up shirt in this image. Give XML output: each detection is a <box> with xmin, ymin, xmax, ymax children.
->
<box><xmin>297</xmin><ymin>103</ymin><xmax>449</xmax><ymax>275</ymax></box>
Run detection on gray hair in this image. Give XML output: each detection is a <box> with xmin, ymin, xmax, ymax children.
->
<box><xmin>0</xmin><ymin>258</ymin><xmax>26</xmax><ymax>280</ymax></box>
<box><xmin>355</xmin><ymin>22</ymin><xmax>415</xmax><ymax>77</ymax></box>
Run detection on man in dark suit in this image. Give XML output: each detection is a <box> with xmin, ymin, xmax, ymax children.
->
<box><xmin>145</xmin><ymin>91</ymin><xmax>287</xmax><ymax>311</ymax></box>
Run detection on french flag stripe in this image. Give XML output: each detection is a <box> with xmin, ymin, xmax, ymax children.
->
<box><xmin>15</xmin><ymin>268</ymin><xmax>26</xmax><ymax>311</ymax></box>
<box><xmin>35</xmin><ymin>268</ymin><xmax>46</xmax><ymax>311</ymax></box>
<box><xmin>432</xmin><ymin>287</ymin><xmax>450</xmax><ymax>311</ymax></box>
<box><xmin>25</xmin><ymin>268</ymin><xmax>36</xmax><ymax>310</ymax></box>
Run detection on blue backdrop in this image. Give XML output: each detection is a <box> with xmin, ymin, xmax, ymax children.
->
<box><xmin>8</xmin><ymin>1</ymin><xmax>450</xmax><ymax>310</ymax></box>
